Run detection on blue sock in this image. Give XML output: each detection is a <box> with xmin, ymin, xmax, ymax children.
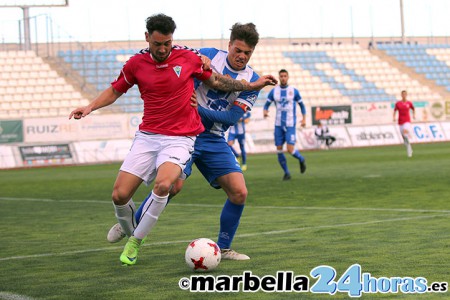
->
<box><xmin>217</xmin><ymin>199</ymin><xmax>244</xmax><ymax>249</ymax></box>
<box><xmin>291</xmin><ymin>150</ymin><xmax>305</xmax><ymax>163</ymax></box>
<box><xmin>277</xmin><ymin>152</ymin><xmax>289</xmax><ymax>174</ymax></box>
<box><xmin>229</xmin><ymin>145</ymin><xmax>239</xmax><ymax>158</ymax></box>
<box><xmin>135</xmin><ymin>192</ymin><xmax>172</xmax><ymax>224</ymax></box>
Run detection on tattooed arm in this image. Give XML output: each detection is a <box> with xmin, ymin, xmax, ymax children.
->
<box><xmin>203</xmin><ymin>73</ymin><xmax>277</xmax><ymax>92</ymax></box>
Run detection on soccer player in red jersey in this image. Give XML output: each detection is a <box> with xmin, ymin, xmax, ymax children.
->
<box><xmin>69</xmin><ymin>14</ymin><xmax>276</xmax><ymax>265</ymax></box>
<box><xmin>393</xmin><ymin>90</ymin><xmax>415</xmax><ymax>157</ymax></box>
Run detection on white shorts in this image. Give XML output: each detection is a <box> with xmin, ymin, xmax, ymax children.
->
<box><xmin>399</xmin><ymin>123</ymin><xmax>411</xmax><ymax>136</ymax></box>
<box><xmin>120</xmin><ymin>131</ymin><xmax>196</xmax><ymax>185</ymax></box>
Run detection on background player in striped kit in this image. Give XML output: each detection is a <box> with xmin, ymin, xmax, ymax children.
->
<box><xmin>263</xmin><ymin>69</ymin><xmax>307</xmax><ymax>181</ymax></box>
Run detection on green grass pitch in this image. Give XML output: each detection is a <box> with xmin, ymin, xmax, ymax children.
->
<box><xmin>0</xmin><ymin>142</ymin><xmax>449</xmax><ymax>299</ymax></box>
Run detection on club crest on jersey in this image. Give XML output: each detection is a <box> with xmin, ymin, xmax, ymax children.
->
<box><xmin>173</xmin><ymin>66</ymin><xmax>182</xmax><ymax>78</ymax></box>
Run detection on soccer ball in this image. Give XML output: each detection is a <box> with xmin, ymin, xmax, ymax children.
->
<box><xmin>185</xmin><ymin>238</ymin><xmax>221</xmax><ymax>272</ymax></box>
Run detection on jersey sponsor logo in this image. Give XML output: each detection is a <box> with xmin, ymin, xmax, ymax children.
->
<box><xmin>173</xmin><ymin>66</ymin><xmax>182</xmax><ymax>78</ymax></box>
<box><xmin>280</xmin><ymin>97</ymin><xmax>289</xmax><ymax>108</ymax></box>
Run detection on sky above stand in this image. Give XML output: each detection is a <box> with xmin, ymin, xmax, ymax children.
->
<box><xmin>0</xmin><ymin>0</ymin><xmax>449</xmax><ymax>43</ymax></box>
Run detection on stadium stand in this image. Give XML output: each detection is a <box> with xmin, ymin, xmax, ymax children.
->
<box><xmin>378</xmin><ymin>43</ymin><xmax>450</xmax><ymax>92</ymax></box>
<box><xmin>1</xmin><ymin>41</ymin><xmax>449</xmax><ymax>119</ymax></box>
<box><xmin>254</xmin><ymin>43</ymin><xmax>443</xmax><ymax>105</ymax></box>
<box><xmin>0</xmin><ymin>50</ymin><xmax>90</xmax><ymax>119</ymax></box>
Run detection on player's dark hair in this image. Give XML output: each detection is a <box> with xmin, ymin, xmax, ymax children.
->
<box><xmin>279</xmin><ymin>69</ymin><xmax>289</xmax><ymax>75</ymax></box>
<box><xmin>146</xmin><ymin>14</ymin><xmax>176</xmax><ymax>35</ymax></box>
<box><xmin>230</xmin><ymin>23</ymin><xmax>259</xmax><ymax>48</ymax></box>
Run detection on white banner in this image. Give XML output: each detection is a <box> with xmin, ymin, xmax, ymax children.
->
<box><xmin>411</xmin><ymin>123</ymin><xmax>447</xmax><ymax>143</ymax></box>
<box><xmin>347</xmin><ymin>125</ymin><xmax>402</xmax><ymax>147</ymax></box>
<box><xmin>23</xmin><ymin>115</ymin><xmax>130</xmax><ymax>143</ymax></box>
<box><xmin>297</xmin><ymin>126</ymin><xmax>352</xmax><ymax>149</ymax></box>
<box><xmin>0</xmin><ymin>145</ymin><xmax>17</xmax><ymax>168</ymax></box>
<box><xmin>352</xmin><ymin>102</ymin><xmax>392</xmax><ymax>125</ymax></box>
<box><xmin>439</xmin><ymin>122</ymin><xmax>450</xmax><ymax>139</ymax></box>
<box><xmin>128</xmin><ymin>114</ymin><xmax>142</xmax><ymax>138</ymax></box>
<box><xmin>73</xmin><ymin>139</ymin><xmax>132</xmax><ymax>164</ymax></box>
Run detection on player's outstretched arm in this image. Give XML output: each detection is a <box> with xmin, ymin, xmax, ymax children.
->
<box><xmin>204</xmin><ymin>73</ymin><xmax>277</xmax><ymax>92</ymax></box>
<box><xmin>69</xmin><ymin>86</ymin><xmax>123</xmax><ymax>120</ymax></box>
<box><xmin>198</xmin><ymin>105</ymin><xmax>246</xmax><ymax>126</ymax></box>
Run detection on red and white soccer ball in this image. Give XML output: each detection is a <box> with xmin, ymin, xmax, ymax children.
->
<box><xmin>185</xmin><ymin>238</ymin><xmax>221</xmax><ymax>272</ymax></box>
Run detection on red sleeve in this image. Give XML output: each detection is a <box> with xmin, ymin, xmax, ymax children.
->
<box><xmin>195</xmin><ymin>68</ymin><xmax>212</xmax><ymax>81</ymax></box>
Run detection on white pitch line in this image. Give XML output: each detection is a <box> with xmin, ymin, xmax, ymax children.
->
<box><xmin>0</xmin><ymin>292</ymin><xmax>37</xmax><ymax>300</ymax></box>
<box><xmin>0</xmin><ymin>213</ymin><xmax>448</xmax><ymax>262</ymax></box>
<box><xmin>1</xmin><ymin>197</ymin><xmax>449</xmax><ymax>213</ymax></box>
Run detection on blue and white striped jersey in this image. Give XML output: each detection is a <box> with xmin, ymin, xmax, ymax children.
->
<box><xmin>195</xmin><ymin>48</ymin><xmax>260</xmax><ymax>137</ymax></box>
<box><xmin>265</xmin><ymin>85</ymin><xmax>306</xmax><ymax>127</ymax></box>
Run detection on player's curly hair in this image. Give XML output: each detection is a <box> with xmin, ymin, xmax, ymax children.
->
<box><xmin>146</xmin><ymin>14</ymin><xmax>176</xmax><ymax>35</ymax></box>
<box><xmin>230</xmin><ymin>23</ymin><xmax>259</xmax><ymax>48</ymax></box>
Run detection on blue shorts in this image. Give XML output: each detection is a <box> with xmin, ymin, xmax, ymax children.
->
<box><xmin>274</xmin><ymin>126</ymin><xmax>296</xmax><ymax>146</ymax></box>
<box><xmin>184</xmin><ymin>135</ymin><xmax>242</xmax><ymax>189</ymax></box>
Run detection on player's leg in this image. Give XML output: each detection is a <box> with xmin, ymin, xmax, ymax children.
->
<box><xmin>227</xmin><ymin>133</ymin><xmax>240</xmax><ymax>160</ymax></box>
<box><xmin>111</xmin><ymin>131</ymin><xmax>159</xmax><ymax>239</ymax></box>
<box><xmin>134</xmin><ymin>178</ymin><xmax>183</xmax><ymax>224</ymax></box>
<box><xmin>109</xmin><ymin>140</ymin><xmax>197</xmax><ymax>243</ymax></box>
<box><xmin>237</xmin><ymin>135</ymin><xmax>247</xmax><ymax>169</ymax></box>
<box><xmin>132</xmin><ymin>161</ymin><xmax>180</xmax><ymax>240</ymax></box>
<box><xmin>275</xmin><ymin>126</ymin><xmax>290</xmax><ymax>180</ymax></box>
<box><xmin>286</xmin><ymin>127</ymin><xmax>306</xmax><ymax>174</ymax></box>
<box><xmin>109</xmin><ymin>169</ymin><xmax>187</xmax><ymax>243</ymax></box>
<box><xmin>111</xmin><ymin>171</ymin><xmax>142</xmax><ymax>238</ymax></box>
<box><xmin>216</xmin><ymin>172</ymin><xmax>250</xmax><ymax>260</ymax></box>
<box><xmin>120</xmin><ymin>135</ymin><xmax>195</xmax><ymax>265</ymax></box>
<box><xmin>400</xmin><ymin>123</ymin><xmax>413</xmax><ymax>157</ymax></box>
<box><xmin>194</xmin><ymin>141</ymin><xmax>249</xmax><ymax>260</ymax></box>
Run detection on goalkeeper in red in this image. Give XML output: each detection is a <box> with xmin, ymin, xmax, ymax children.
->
<box><xmin>393</xmin><ymin>90</ymin><xmax>415</xmax><ymax>157</ymax></box>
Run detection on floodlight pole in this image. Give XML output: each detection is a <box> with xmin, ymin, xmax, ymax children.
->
<box><xmin>0</xmin><ymin>1</ymin><xmax>68</xmax><ymax>51</ymax></box>
<box><xmin>400</xmin><ymin>0</ymin><xmax>405</xmax><ymax>43</ymax></box>
<box><xmin>22</xmin><ymin>6</ymin><xmax>31</xmax><ymax>50</ymax></box>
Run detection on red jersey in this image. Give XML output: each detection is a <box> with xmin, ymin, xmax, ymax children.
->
<box><xmin>112</xmin><ymin>46</ymin><xmax>212</xmax><ymax>136</ymax></box>
<box><xmin>394</xmin><ymin>100</ymin><xmax>414</xmax><ymax>125</ymax></box>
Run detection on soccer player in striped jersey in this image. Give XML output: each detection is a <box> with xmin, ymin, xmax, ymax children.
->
<box><xmin>227</xmin><ymin>111</ymin><xmax>251</xmax><ymax>171</ymax></box>
<box><xmin>393</xmin><ymin>90</ymin><xmax>415</xmax><ymax>157</ymax></box>
<box><xmin>263</xmin><ymin>69</ymin><xmax>307</xmax><ymax>181</ymax></box>
<box><xmin>70</xmin><ymin>14</ymin><xmax>276</xmax><ymax>266</ymax></box>
<box><xmin>108</xmin><ymin>23</ymin><xmax>276</xmax><ymax>261</ymax></box>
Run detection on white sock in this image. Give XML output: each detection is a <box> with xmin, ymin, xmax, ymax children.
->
<box><xmin>133</xmin><ymin>191</ymin><xmax>168</xmax><ymax>240</ymax></box>
<box><xmin>114</xmin><ymin>199</ymin><xmax>136</xmax><ymax>237</ymax></box>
